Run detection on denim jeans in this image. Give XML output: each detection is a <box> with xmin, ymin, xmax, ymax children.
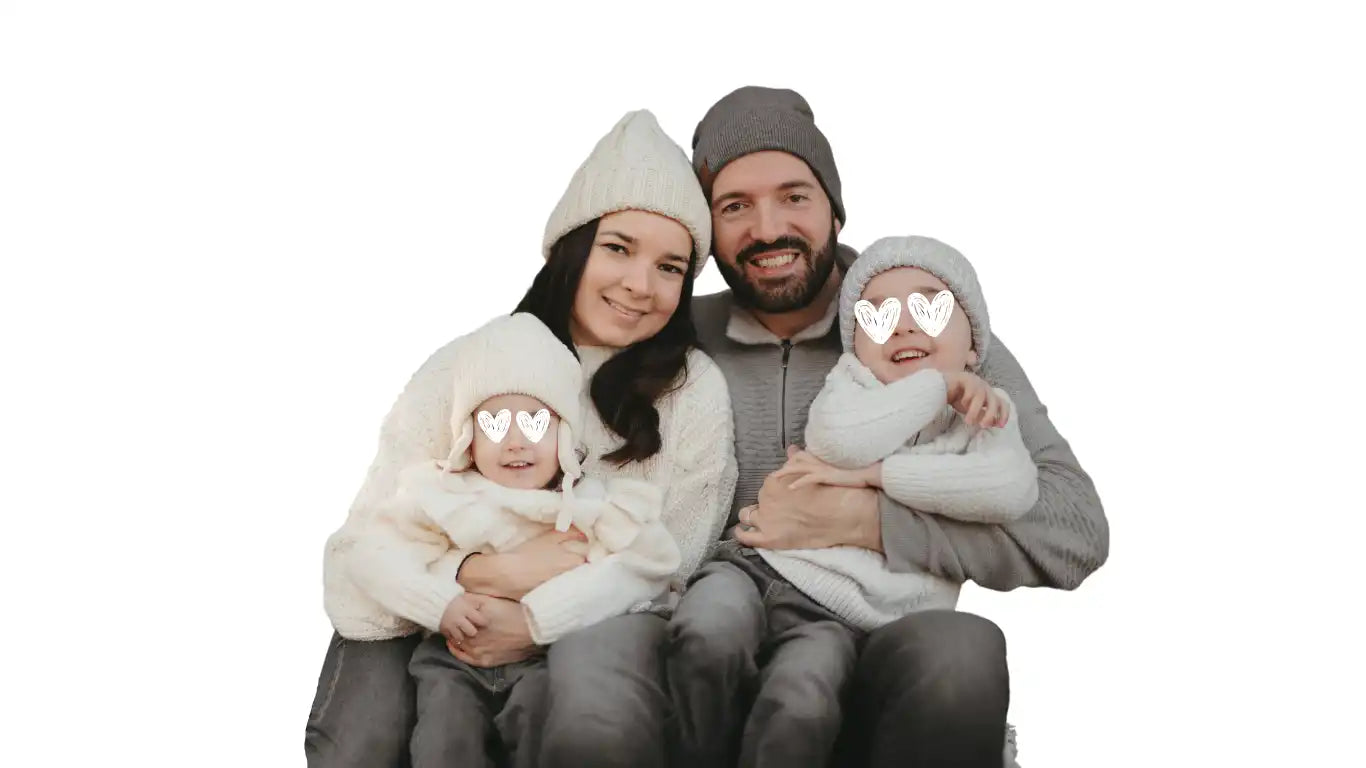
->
<box><xmin>667</xmin><ymin>540</ymin><xmax>1011</xmax><ymax>768</ymax></box>
<box><xmin>666</xmin><ymin>541</ymin><xmax>864</xmax><ymax>768</ymax></box>
<box><xmin>305</xmin><ymin>611</ymin><xmax>672</xmax><ymax>768</ymax></box>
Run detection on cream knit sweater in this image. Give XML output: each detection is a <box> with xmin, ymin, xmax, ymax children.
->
<box><xmin>323</xmin><ymin>340</ymin><xmax>738</xmax><ymax>645</ymax></box>
<box><xmin>756</xmin><ymin>353</ymin><xmax>1040</xmax><ymax>630</ymax></box>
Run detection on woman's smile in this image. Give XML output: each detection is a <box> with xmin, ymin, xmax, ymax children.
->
<box><xmin>603</xmin><ymin>295</ymin><xmax>648</xmax><ymax>321</ymax></box>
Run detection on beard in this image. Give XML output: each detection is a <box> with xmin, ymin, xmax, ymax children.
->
<box><xmin>715</xmin><ymin>223</ymin><xmax>839</xmax><ymax>314</ymax></box>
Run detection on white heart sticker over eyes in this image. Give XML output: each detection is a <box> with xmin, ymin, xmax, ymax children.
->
<box><xmin>516</xmin><ymin>409</ymin><xmax>550</xmax><ymax>443</ymax></box>
<box><xmin>853</xmin><ymin>297</ymin><xmax>901</xmax><ymax>345</ymax></box>
<box><xmin>476</xmin><ymin>409</ymin><xmax>511</xmax><ymax>442</ymax></box>
<box><xmin>907</xmin><ymin>290</ymin><xmax>955</xmax><ymax>338</ymax></box>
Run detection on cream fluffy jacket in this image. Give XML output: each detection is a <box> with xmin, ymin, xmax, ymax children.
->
<box><xmin>323</xmin><ymin>341</ymin><xmax>738</xmax><ymax>645</ymax></box>
<box><xmin>757</xmin><ymin>353</ymin><xmax>1040</xmax><ymax>630</ymax></box>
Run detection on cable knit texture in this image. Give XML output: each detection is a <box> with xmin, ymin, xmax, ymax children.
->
<box><xmin>323</xmin><ymin>337</ymin><xmax>737</xmax><ymax>644</ymax></box>
<box><xmin>756</xmin><ymin>353</ymin><xmax>1039</xmax><ymax>630</ymax></box>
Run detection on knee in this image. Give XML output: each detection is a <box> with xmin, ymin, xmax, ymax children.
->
<box><xmin>867</xmin><ymin>611</ymin><xmax>1008</xmax><ymax>714</ymax></box>
<box><xmin>541</xmin><ymin>719</ymin><xmax>663</xmax><ymax>768</ymax></box>
<box><xmin>667</xmin><ymin>587</ymin><xmax>762</xmax><ymax>671</ymax></box>
<box><xmin>305</xmin><ymin>634</ymin><xmax>418</xmax><ymax>768</ymax></box>
<box><xmin>306</xmin><ymin>707</ymin><xmax>412</xmax><ymax>768</ymax></box>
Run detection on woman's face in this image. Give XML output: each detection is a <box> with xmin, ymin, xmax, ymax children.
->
<box><xmin>569</xmin><ymin>209</ymin><xmax>694</xmax><ymax>348</ymax></box>
<box><xmin>469</xmin><ymin>393</ymin><xmax>562</xmax><ymax>490</ymax></box>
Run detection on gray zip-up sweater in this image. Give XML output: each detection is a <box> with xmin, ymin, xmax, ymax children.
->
<box><xmin>690</xmin><ymin>246</ymin><xmax>1109</xmax><ymax>592</ymax></box>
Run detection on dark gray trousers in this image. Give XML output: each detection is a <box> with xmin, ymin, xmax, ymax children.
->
<box><xmin>305</xmin><ymin>612</ymin><xmax>672</xmax><ymax>768</ymax></box>
<box><xmin>408</xmin><ymin>634</ymin><xmax>546</xmax><ymax>768</ymax></box>
<box><xmin>665</xmin><ymin>542</ymin><xmax>863</xmax><ymax>768</ymax></box>
<box><xmin>666</xmin><ymin>541</ymin><xmax>1010</xmax><ymax>768</ymax></box>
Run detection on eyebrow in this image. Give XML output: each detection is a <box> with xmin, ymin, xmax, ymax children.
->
<box><xmin>599</xmin><ymin>230</ymin><xmax>636</xmax><ymax>244</ymax></box>
<box><xmin>603</xmin><ymin>230</ymin><xmax>690</xmax><ymax>264</ymax></box>
<box><xmin>712</xmin><ymin>179</ymin><xmax>817</xmax><ymax>208</ymax></box>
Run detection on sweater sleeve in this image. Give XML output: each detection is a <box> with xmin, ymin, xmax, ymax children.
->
<box><xmin>322</xmin><ymin>337</ymin><xmax>469</xmax><ymax>636</ymax></box>
<box><xmin>345</xmin><ymin>503</ymin><xmax>472</xmax><ymax>634</ymax></box>
<box><xmin>879</xmin><ymin>390</ymin><xmax>1040</xmax><ymax>523</ymax></box>
<box><xmin>804</xmin><ymin>354</ymin><xmax>949</xmax><ymax>469</ymax></box>
<box><xmin>519</xmin><ymin>352</ymin><xmax>737</xmax><ymax>644</ymax></box>
<box><xmin>877</xmin><ymin>334</ymin><xmax>1110</xmax><ymax>591</ymax></box>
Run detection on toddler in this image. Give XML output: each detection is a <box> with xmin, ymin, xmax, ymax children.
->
<box><xmin>676</xmin><ymin>235</ymin><xmax>1038</xmax><ymax>767</ymax></box>
<box><xmin>335</xmin><ymin>312</ymin><xmax>680</xmax><ymax>766</ymax></box>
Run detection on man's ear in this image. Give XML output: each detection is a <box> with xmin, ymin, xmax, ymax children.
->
<box><xmin>967</xmin><ymin>348</ymin><xmax>980</xmax><ymax>368</ymax></box>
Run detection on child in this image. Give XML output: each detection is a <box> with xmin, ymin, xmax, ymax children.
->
<box><xmin>678</xmin><ymin>235</ymin><xmax>1037</xmax><ymax>767</ymax></box>
<box><xmin>331</xmin><ymin>311</ymin><xmax>681</xmax><ymax>765</ymax></box>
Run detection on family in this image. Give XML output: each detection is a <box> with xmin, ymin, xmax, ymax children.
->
<box><xmin>306</xmin><ymin>85</ymin><xmax>1109</xmax><ymax>768</ymax></box>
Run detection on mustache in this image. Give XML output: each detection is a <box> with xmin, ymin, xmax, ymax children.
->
<box><xmin>737</xmin><ymin>236</ymin><xmax>812</xmax><ymax>266</ymax></box>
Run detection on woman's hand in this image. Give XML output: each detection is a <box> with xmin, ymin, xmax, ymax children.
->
<box><xmin>944</xmin><ymin>370</ymin><xmax>1008</xmax><ymax>429</ymax></box>
<box><xmin>457</xmin><ymin>529</ymin><xmax>588</xmax><ymax>601</ymax></box>
<box><xmin>447</xmin><ymin>595</ymin><xmax>540</xmax><ymax>668</ymax></box>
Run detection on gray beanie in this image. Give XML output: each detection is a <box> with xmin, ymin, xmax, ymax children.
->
<box><xmin>691</xmin><ymin>86</ymin><xmax>845</xmax><ymax>225</ymax></box>
<box><xmin>839</xmin><ymin>236</ymin><xmax>991</xmax><ymax>364</ymax></box>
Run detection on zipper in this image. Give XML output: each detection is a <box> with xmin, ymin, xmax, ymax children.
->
<box><xmin>780</xmin><ymin>339</ymin><xmax>791</xmax><ymax>447</ymax></box>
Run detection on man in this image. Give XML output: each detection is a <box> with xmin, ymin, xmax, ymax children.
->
<box><xmin>669</xmin><ymin>86</ymin><xmax>1109</xmax><ymax>767</ymax></box>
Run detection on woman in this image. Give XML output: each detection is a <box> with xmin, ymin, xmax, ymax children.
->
<box><xmin>306</xmin><ymin>110</ymin><xmax>738</xmax><ymax>768</ymax></box>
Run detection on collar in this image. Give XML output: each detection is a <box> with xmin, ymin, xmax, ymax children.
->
<box><xmin>724</xmin><ymin>294</ymin><xmax>839</xmax><ymax>346</ymax></box>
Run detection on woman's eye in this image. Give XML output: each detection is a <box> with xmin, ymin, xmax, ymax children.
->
<box><xmin>659</xmin><ymin>263</ymin><xmax>684</xmax><ymax>275</ymax></box>
<box><xmin>602</xmin><ymin>242</ymin><xmax>628</xmax><ymax>254</ymax></box>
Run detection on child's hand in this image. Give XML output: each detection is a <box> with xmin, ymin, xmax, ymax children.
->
<box><xmin>771</xmin><ymin>449</ymin><xmax>879</xmax><ymax>490</ymax></box>
<box><xmin>944</xmin><ymin>371</ymin><xmax>1009</xmax><ymax>429</ymax></box>
<box><xmin>440</xmin><ymin>593</ymin><xmax>488</xmax><ymax>651</ymax></box>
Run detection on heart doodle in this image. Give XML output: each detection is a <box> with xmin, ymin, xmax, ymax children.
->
<box><xmin>516</xmin><ymin>408</ymin><xmax>551</xmax><ymax>443</ymax></box>
<box><xmin>853</xmin><ymin>297</ymin><xmax>901</xmax><ymax>345</ymax></box>
<box><xmin>476</xmin><ymin>409</ymin><xmax>511</xmax><ymax>442</ymax></box>
<box><xmin>907</xmin><ymin>290</ymin><xmax>955</xmax><ymax>338</ymax></box>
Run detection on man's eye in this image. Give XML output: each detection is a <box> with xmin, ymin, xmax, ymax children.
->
<box><xmin>722</xmin><ymin>202</ymin><xmax>745</xmax><ymax>214</ymax></box>
<box><xmin>788</xmin><ymin>194</ymin><xmax>808</xmax><ymax>203</ymax></box>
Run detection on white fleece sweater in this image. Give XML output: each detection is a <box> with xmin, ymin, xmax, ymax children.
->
<box><xmin>757</xmin><ymin>352</ymin><xmax>1040</xmax><ymax>630</ymax></box>
<box><xmin>323</xmin><ymin>340</ymin><xmax>738</xmax><ymax>645</ymax></box>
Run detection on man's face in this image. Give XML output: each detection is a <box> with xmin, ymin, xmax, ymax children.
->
<box><xmin>709</xmin><ymin>151</ymin><xmax>841</xmax><ymax>313</ymax></box>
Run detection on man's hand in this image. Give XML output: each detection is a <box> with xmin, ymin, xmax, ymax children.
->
<box><xmin>448</xmin><ymin>594</ymin><xmax>541</xmax><ymax>668</ymax></box>
<box><xmin>457</xmin><ymin>529</ymin><xmax>588</xmax><ymax>600</ymax></box>
<box><xmin>734</xmin><ymin>448</ymin><xmax>883</xmax><ymax>552</ymax></box>
<box><xmin>944</xmin><ymin>370</ymin><xmax>1009</xmax><ymax>429</ymax></box>
<box><xmin>438</xmin><ymin>593</ymin><xmax>488</xmax><ymax>648</ymax></box>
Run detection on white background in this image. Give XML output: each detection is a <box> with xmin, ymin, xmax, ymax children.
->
<box><xmin>3</xmin><ymin>1</ymin><xmax>1363</xmax><ymax>765</ymax></box>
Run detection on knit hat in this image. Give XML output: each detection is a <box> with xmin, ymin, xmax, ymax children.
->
<box><xmin>838</xmin><ymin>236</ymin><xmax>991</xmax><ymax>364</ymax></box>
<box><xmin>543</xmin><ymin>109</ymin><xmax>712</xmax><ymax>272</ymax></box>
<box><xmin>691</xmin><ymin>85</ymin><xmax>845</xmax><ymax>225</ymax></box>
<box><xmin>443</xmin><ymin>313</ymin><xmax>584</xmax><ymax>512</ymax></box>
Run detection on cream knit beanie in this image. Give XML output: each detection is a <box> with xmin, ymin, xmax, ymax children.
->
<box><xmin>443</xmin><ymin>313</ymin><xmax>584</xmax><ymax>515</ymax></box>
<box><xmin>542</xmin><ymin>109</ymin><xmax>712</xmax><ymax>272</ymax></box>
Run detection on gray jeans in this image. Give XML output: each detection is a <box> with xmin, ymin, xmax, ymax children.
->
<box><xmin>305</xmin><ymin>612</ymin><xmax>672</xmax><ymax>768</ymax></box>
<box><xmin>666</xmin><ymin>541</ymin><xmax>1010</xmax><ymax>768</ymax></box>
<box><xmin>407</xmin><ymin>634</ymin><xmax>546</xmax><ymax>768</ymax></box>
<box><xmin>665</xmin><ymin>541</ymin><xmax>864</xmax><ymax>768</ymax></box>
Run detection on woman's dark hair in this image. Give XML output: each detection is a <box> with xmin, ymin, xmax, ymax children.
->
<box><xmin>513</xmin><ymin>218</ymin><xmax>699</xmax><ymax>466</ymax></box>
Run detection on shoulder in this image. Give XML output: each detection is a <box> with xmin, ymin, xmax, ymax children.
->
<box><xmin>690</xmin><ymin>290</ymin><xmax>734</xmax><ymax>348</ymax></box>
<box><xmin>677</xmin><ymin>347</ymin><xmax>731</xmax><ymax>405</ymax></box>
<box><xmin>657</xmin><ymin>348</ymin><xmax>734</xmax><ymax>444</ymax></box>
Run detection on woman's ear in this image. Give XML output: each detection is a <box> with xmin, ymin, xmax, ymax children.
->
<box><xmin>967</xmin><ymin>348</ymin><xmax>980</xmax><ymax>369</ymax></box>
